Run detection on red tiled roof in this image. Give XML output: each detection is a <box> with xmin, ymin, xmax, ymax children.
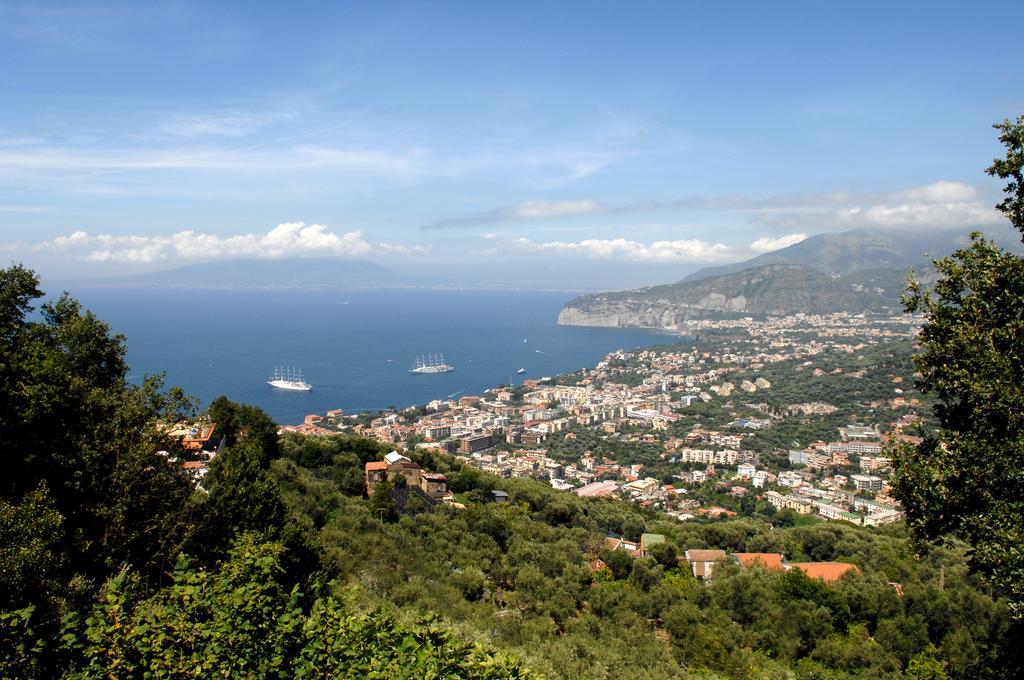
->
<box><xmin>365</xmin><ymin>461</ymin><xmax>387</xmax><ymax>471</ymax></box>
<box><xmin>734</xmin><ymin>552</ymin><xmax>785</xmax><ymax>570</ymax></box>
<box><xmin>786</xmin><ymin>562</ymin><xmax>859</xmax><ymax>582</ymax></box>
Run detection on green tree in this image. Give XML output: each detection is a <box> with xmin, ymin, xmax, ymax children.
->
<box><xmin>906</xmin><ymin>644</ymin><xmax>949</xmax><ymax>680</ymax></box>
<box><xmin>893</xmin><ymin>115</ymin><xmax>1024</xmax><ymax>616</ymax></box>
<box><xmin>600</xmin><ymin>548</ymin><xmax>634</xmax><ymax>580</ymax></box>
<box><xmin>197</xmin><ymin>441</ymin><xmax>286</xmax><ymax>551</ymax></box>
<box><xmin>875</xmin><ymin>614</ymin><xmax>930</xmax><ymax>668</ymax></box>
<box><xmin>0</xmin><ymin>271</ymin><xmax>195</xmax><ymax>574</ymax></box>
<box><xmin>65</xmin><ymin>535</ymin><xmax>535</xmax><ymax>678</ymax></box>
<box><xmin>648</xmin><ymin>540</ymin><xmax>678</xmax><ymax>570</ymax></box>
<box><xmin>370</xmin><ymin>480</ymin><xmax>398</xmax><ymax>522</ymax></box>
<box><xmin>0</xmin><ymin>483</ymin><xmax>65</xmax><ymax>610</ymax></box>
<box><xmin>207</xmin><ymin>395</ymin><xmax>242</xmax><ymax>446</ymax></box>
<box><xmin>988</xmin><ymin>116</ymin><xmax>1024</xmax><ymax>229</ymax></box>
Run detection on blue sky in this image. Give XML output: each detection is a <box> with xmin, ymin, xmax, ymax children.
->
<box><xmin>1</xmin><ymin>1</ymin><xmax>1021</xmax><ymax>288</ymax></box>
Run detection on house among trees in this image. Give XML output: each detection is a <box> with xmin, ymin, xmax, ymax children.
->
<box><xmin>731</xmin><ymin>553</ymin><xmax>860</xmax><ymax>583</ymax></box>
<box><xmin>639</xmin><ymin>532</ymin><xmax>665</xmax><ymax>557</ymax></box>
<box><xmin>486</xmin><ymin>489</ymin><xmax>509</xmax><ymax>503</ymax></box>
<box><xmin>364</xmin><ymin>451</ymin><xmax>448</xmax><ymax>501</ymax></box>
<box><xmin>364</xmin><ymin>460</ymin><xmax>389</xmax><ymax>496</ymax></box>
<box><xmin>603</xmin><ymin>536</ymin><xmax>639</xmax><ymax>555</ymax></box>
<box><xmin>420</xmin><ymin>472</ymin><xmax>449</xmax><ymax>500</ymax></box>
<box><xmin>684</xmin><ymin>549</ymin><xmax>728</xmax><ymax>579</ymax></box>
<box><xmin>601</xmin><ymin>533</ymin><xmax>668</xmax><ymax>559</ymax></box>
<box><xmin>179</xmin><ymin>421</ymin><xmax>220</xmax><ymax>452</ymax></box>
<box><xmin>785</xmin><ymin>562</ymin><xmax>859</xmax><ymax>583</ymax></box>
<box><xmin>157</xmin><ymin>419</ymin><xmax>223</xmax><ymax>488</ymax></box>
<box><xmin>162</xmin><ymin>419</ymin><xmax>222</xmax><ymax>454</ymax></box>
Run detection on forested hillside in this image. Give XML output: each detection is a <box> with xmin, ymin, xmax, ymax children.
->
<box><xmin>0</xmin><ymin>265</ymin><xmax>528</xmax><ymax>679</ymax></box>
<box><xmin>2</xmin><ymin>264</ymin><xmax>1021</xmax><ymax>678</ymax></box>
<box><xmin>558</xmin><ymin>264</ymin><xmax>900</xmax><ymax>329</ymax></box>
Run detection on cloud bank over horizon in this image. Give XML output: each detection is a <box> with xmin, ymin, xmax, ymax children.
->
<box><xmin>28</xmin><ymin>222</ymin><xmax>425</xmax><ymax>264</ymax></box>
<box><xmin>16</xmin><ymin>223</ymin><xmax>813</xmax><ymax>268</ymax></box>
<box><xmin>423</xmin><ymin>181</ymin><xmax>1004</xmax><ymax>234</ymax></box>
<box><xmin>507</xmin><ymin>232</ymin><xmax>808</xmax><ymax>264</ymax></box>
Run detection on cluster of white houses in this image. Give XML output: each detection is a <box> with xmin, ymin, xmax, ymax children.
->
<box><xmin>764</xmin><ymin>489</ymin><xmax>902</xmax><ymax>526</ymax></box>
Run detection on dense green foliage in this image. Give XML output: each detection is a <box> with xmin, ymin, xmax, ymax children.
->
<box><xmin>269</xmin><ymin>432</ymin><xmax>1020</xmax><ymax>679</ymax></box>
<box><xmin>894</xmin><ymin>116</ymin><xmax>1024</xmax><ymax>617</ymax></box>
<box><xmin>2</xmin><ymin>261</ymin><xmax>1022</xmax><ymax>678</ymax></box>
<box><xmin>0</xmin><ymin>266</ymin><xmax>531</xmax><ymax>678</ymax></box>
<box><xmin>57</xmin><ymin>535</ymin><xmax>528</xmax><ymax>678</ymax></box>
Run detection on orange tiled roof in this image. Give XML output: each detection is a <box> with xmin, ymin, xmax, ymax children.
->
<box><xmin>365</xmin><ymin>461</ymin><xmax>387</xmax><ymax>471</ymax></box>
<box><xmin>734</xmin><ymin>552</ymin><xmax>785</xmax><ymax>570</ymax></box>
<box><xmin>786</xmin><ymin>562</ymin><xmax>859</xmax><ymax>582</ymax></box>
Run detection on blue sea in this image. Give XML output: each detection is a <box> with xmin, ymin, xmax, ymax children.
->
<box><xmin>70</xmin><ymin>288</ymin><xmax>679</xmax><ymax>423</ymax></box>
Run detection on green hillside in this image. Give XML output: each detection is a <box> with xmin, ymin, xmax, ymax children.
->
<box><xmin>559</xmin><ymin>263</ymin><xmax>901</xmax><ymax>328</ymax></box>
<box><xmin>2</xmin><ymin>264</ymin><xmax>1021</xmax><ymax>679</ymax></box>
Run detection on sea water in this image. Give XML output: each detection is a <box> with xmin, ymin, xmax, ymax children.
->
<box><xmin>70</xmin><ymin>287</ymin><xmax>679</xmax><ymax>423</ymax></box>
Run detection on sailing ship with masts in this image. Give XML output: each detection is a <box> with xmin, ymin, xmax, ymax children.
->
<box><xmin>267</xmin><ymin>366</ymin><xmax>312</xmax><ymax>391</ymax></box>
<box><xmin>409</xmin><ymin>353</ymin><xmax>454</xmax><ymax>374</ymax></box>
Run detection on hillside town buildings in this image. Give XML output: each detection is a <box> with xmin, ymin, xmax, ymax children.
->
<box><xmin>287</xmin><ymin>310</ymin><xmax>919</xmax><ymax>528</ymax></box>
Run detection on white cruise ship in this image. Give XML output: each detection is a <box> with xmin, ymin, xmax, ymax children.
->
<box><xmin>409</xmin><ymin>353</ymin><xmax>454</xmax><ymax>374</ymax></box>
<box><xmin>267</xmin><ymin>366</ymin><xmax>312</xmax><ymax>391</ymax></box>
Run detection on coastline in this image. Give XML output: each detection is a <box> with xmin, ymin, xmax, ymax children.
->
<box><xmin>278</xmin><ymin>333</ymin><xmax>693</xmax><ymax>428</ymax></box>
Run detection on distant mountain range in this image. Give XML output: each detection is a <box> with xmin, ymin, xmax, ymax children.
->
<box><xmin>91</xmin><ymin>258</ymin><xmax>428</xmax><ymax>290</ymax></box>
<box><xmin>558</xmin><ymin>226</ymin><xmax>1020</xmax><ymax>329</ymax></box>
<box><xmin>682</xmin><ymin>226</ymin><xmax>1020</xmax><ymax>282</ymax></box>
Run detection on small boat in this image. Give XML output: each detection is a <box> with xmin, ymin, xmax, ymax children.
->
<box><xmin>516</xmin><ymin>368</ymin><xmax>526</xmax><ymax>374</ymax></box>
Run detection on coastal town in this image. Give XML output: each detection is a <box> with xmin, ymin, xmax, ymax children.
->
<box><xmin>252</xmin><ymin>310</ymin><xmax>922</xmax><ymax>529</ymax></box>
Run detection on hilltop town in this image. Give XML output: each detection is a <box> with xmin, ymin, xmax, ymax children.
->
<box><xmin>264</xmin><ymin>310</ymin><xmax>922</xmax><ymax>530</ymax></box>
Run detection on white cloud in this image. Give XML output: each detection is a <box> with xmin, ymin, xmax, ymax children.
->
<box><xmin>32</xmin><ymin>222</ymin><xmax>423</xmax><ymax>263</ymax></box>
<box><xmin>508</xmin><ymin>230</ymin><xmax>812</xmax><ymax>264</ymax></box>
<box><xmin>511</xmin><ymin>236</ymin><xmax>738</xmax><ymax>263</ymax></box>
<box><xmin>749</xmin><ymin>233</ymin><xmax>807</xmax><ymax>252</ymax></box>
<box><xmin>833</xmin><ymin>202</ymin><xmax>997</xmax><ymax>229</ymax></box>
<box><xmin>424</xmin><ymin>180</ymin><xmax>1003</xmax><ymax>232</ymax></box>
<box><xmin>762</xmin><ymin>201</ymin><xmax>1001</xmax><ymax>231</ymax></box>
<box><xmin>730</xmin><ymin>180</ymin><xmax>1002</xmax><ymax>231</ymax></box>
<box><xmin>754</xmin><ymin>180</ymin><xmax>1000</xmax><ymax>231</ymax></box>
<box><xmin>888</xmin><ymin>180</ymin><xmax>977</xmax><ymax>203</ymax></box>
